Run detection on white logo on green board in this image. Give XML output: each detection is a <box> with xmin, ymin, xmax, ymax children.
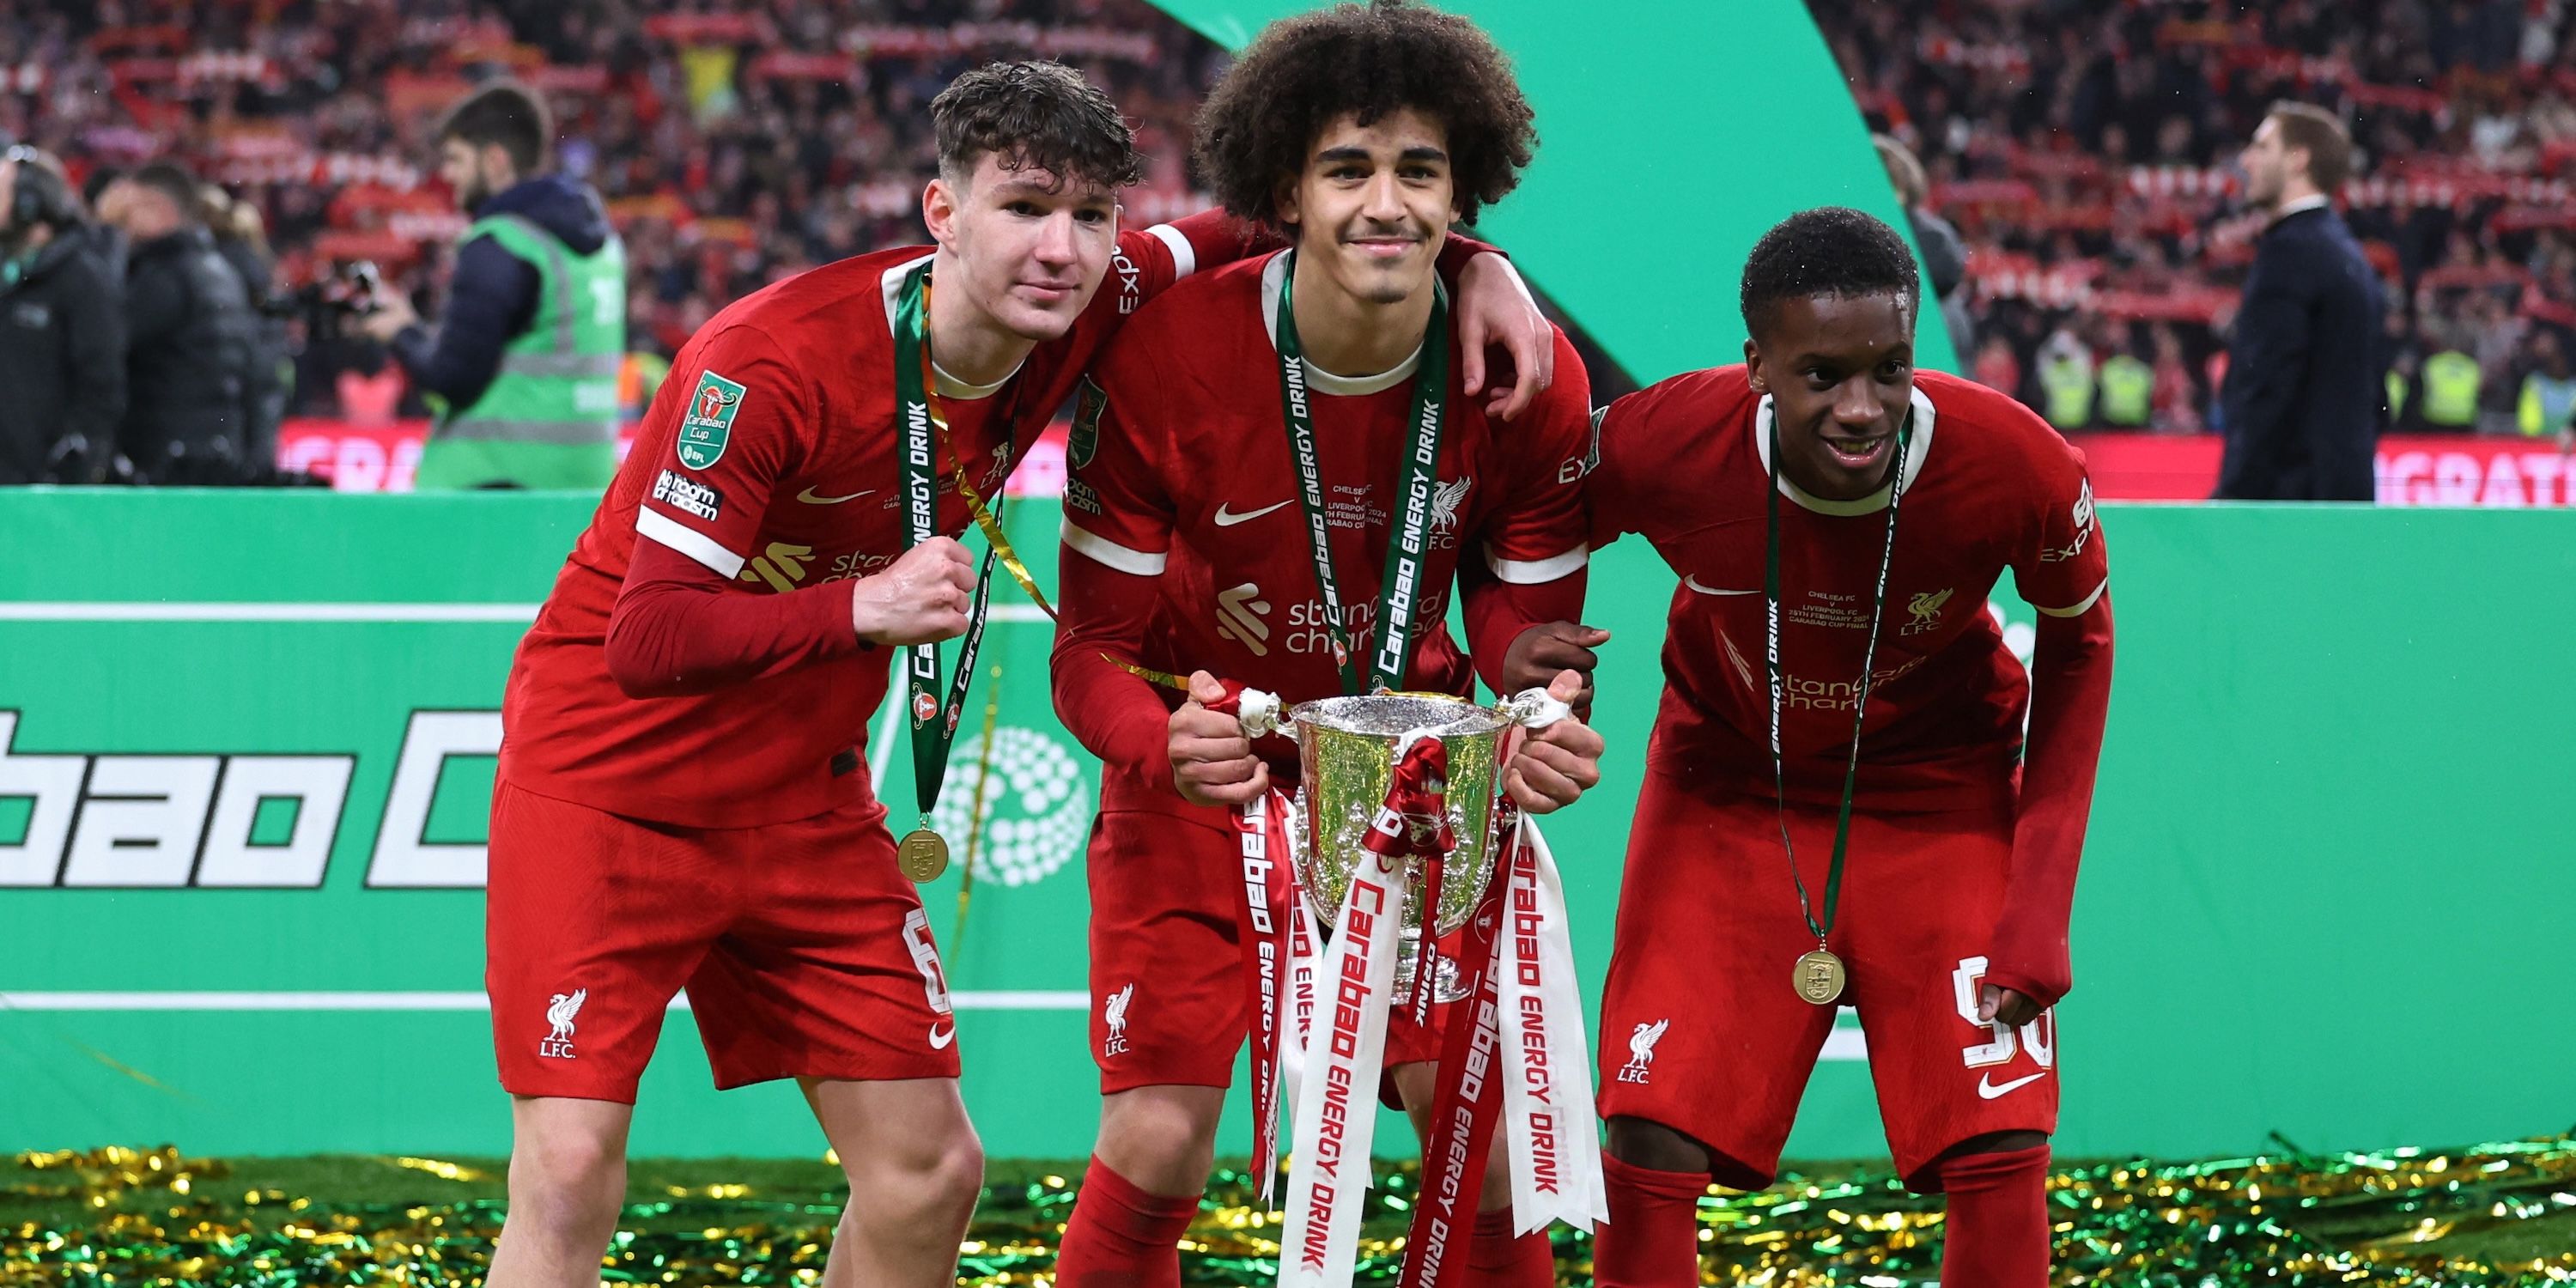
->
<box><xmin>929</xmin><ymin>726</ymin><xmax>1091</xmax><ymax>886</ymax></box>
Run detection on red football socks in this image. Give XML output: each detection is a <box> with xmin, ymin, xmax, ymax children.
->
<box><xmin>1051</xmin><ymin>1157</ymin><xmax>1199</xmax><ymax>1288</ymax></box>
<box><xmin>1468</xmin><ymin>1205</ymin><xmax>1557</xmax><ymax>1286</ymax></box>
<box><xmin>1935</xmin><ymin>1144</ymin><xmax>2052</xmax><ymax>1288</ymax></box>
<box><xmin>1592</xmin><ymin>1153</ymin><xmax>1706</xmax><ymax>1286</ymax></box>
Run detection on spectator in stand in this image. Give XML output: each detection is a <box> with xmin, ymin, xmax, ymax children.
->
<box><xmin>2149</xmin><ymin>325</ymin><xmax>2202</xmax><ymax>433</ymax></box>
<box><xmin>2214</xmin><ymin>103</ymin><xmax>2385</xmax><ymax>501</ymax></box>
<box><xmin>2470</xmin><ymin>292</ymin><xmax>2528</xmax><ymax>437</ymax></box>
<box><xmin>73</xmin><ymin>166</ymin><xmax>128</xmax><ymax>293</ymax></box>
<box><xmin>0</xmin><ymin>146</ymin><xmax>125</xmax><ymax>484</ymax></box>
<box><xmin>201</xmin><ymin>185</ymin><xmax>289</xmax><ymax>481</ymax></box>
<box><xmin>1973</xmin><ymin>333</ymin><xmax>2022</xmax><ymax>399</ymax></box>
<box><xmin>1876</xmin><ymin>133</ymin><xmax>1975</xmax><ymax>353</ymax></box>
<box><xmin>107</xmin><ymin>161</ymin><xmax>258</xmax><ymax>485</ymax></box>
<box><xmin>2096</xmin><ymin>340</ymin><xmax>2154</xmax><ymax>428</ymax></box>
<box><xmin>2518</xmin><ymin>331</ymin><xmax>2576</xmax><ymax>441</ymax></box>
<box><xmin>2036</xmin><ymin>325</ymin><xmax>2095</xmax><ymax>431</ymax></box>
<box><xmin>361</xmin><ymin>83</ymin><xmax>624</xmax><ymax>490</ymax></box>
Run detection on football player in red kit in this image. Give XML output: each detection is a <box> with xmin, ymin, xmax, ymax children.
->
<box><xmin>1046</xmin><ymin>4</ymin><xmax>1607</xmax><ymax>1283</ymax></box>
<box><xmin>1044</xmin><ymin>5</ymin><xmax>1608</xmax><ymax>1286</ymax></box>
<box><xmin>1579</xmin><ymin>208</ymin><xmax>2115</xmax><ymax>1288</ymax></box>
<box><xmin>483</xmin><ymin>60</ymin><xmax>1553</xmax><ymax>1288</ymax></box>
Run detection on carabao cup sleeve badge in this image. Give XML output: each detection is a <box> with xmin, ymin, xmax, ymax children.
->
<box><xmin>677</xmin><ymin>371</ymin><xmax>748</xmax><ymax>470</ymax></box>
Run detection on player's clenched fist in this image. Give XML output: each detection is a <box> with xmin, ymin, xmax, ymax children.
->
<box><xmin>1170</xmin><ymin>670</ymin><xmax>1271</xmax><ymax>807</ymax></box>
<box><xmin>849</xmin><ymin>536</ymin><xmax>977</xmax><ymax>646</ymax></box>
<box><xmin>1501</xmin><ymin>620</ymin><xmax>1611</xmax><ymax>718</ymax></box>
<box><xmin>1504</xmin><ymin>668</ymin><xmax>1605</xmax><ymax>815</ymax></box>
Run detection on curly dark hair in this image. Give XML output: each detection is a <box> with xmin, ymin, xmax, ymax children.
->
<box><xmin>1739</xmin><ymin>206</ymin><xmax>1922</xmax><ymax>341</ymax></box>
<box><xmin>931</xmin><ymin>61</ymin><xmax>1144</xmax><ymax>192</ymax></box>
<box><xmin>1192</xmin><ymin>1</ymin><xmax>1536</xmax><ymax>229</ymax></box>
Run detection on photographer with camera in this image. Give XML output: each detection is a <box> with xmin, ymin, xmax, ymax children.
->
<box><xmin>360</xmin><ymin>83</ymin><xmax>623</xmax><ymax>490</ymax></box>
<box><xmin>104</xmin><ymin>161</ymin><xmax>258</xmax><ymax>485</ymax></box>
<box><xmin>0</xmin><ymin>146</ymin><xmax>127</xmax><ymax>485</ymax></box>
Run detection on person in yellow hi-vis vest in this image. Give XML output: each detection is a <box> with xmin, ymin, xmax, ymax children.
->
<box><xmin>2036</xmin><ymin>328</ymin><xmax>2095</xmax><ymax>430</ymax></box>
<box><xmin>363</xmin><ymin>83</ymin><xmax>624</xmax><ymax>490</ymax></box>
<box><xmin>2097</xmin><ymin>349</ymin><xmax>2154</xmax><ymax>427</ymax></box>
<box><xmin>2517</xmin><ymin>332</ymin><xmax>2576</xmax><ymax>441</ymax></box>
<box><xmin>2420</xmin><ymin>348</ymin><xmax>2481</xmax><ymax>428</ymax></box>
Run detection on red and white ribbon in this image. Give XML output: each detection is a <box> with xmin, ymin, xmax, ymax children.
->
<box><xmin>1277</xmin><ymin>733</ymin><xmax>1448</xmax><ymax>1288</ymax></box>
<box><xmin>1236</xmin><ymin>789</ymin><xmax>1293</xmax><ymax>1203</ymax></box>
<box><xmin>1498</xmin><ymin>811</ymin><xmax>1606</xmax><ymax>1233</ymax></box>
<box><xmin>1275</xmin><ymin>843</ymin><xmax>1410</xmax><ymax>1287</ymax></box>
<box><xmin>1395</xmin><ymin>804</ymin><xmax>1516</xmax><ymax>1288</ymax></box>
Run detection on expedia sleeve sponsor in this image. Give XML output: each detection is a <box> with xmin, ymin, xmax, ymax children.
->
<box><xmin>652</xmin><ymin>469</ymin><xmax>724</xmax><ymax>523</ymax></box>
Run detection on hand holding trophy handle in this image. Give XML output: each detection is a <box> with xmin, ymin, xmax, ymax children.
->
<box><xmin>1201</xmin><ymin>674</ymin><xmax>1286</xmax><ymax>738</ymax></box>
<box><xmin>1170</xmin><ymin>671</ymin><xmax>1279</xmax><ymax>807</ymax></box>
<box><xmin>1497</xmin><ymin>671</ymin><xmax>1601</xmax><ymax>815</ymax></box>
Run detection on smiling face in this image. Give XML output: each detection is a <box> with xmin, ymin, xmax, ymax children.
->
<box><xmin>925</xmin><ymin>151</ymin><xmax>1119</xmax><ymax>343</ymax></box>
<box><xmin>1274</xmin><ymin>108</ymin><xmax>1455</xmax><ymax>308</ymax></box>
<box><xmin>1744</xmin><ymin>292</ymin><xmax>1918</xmax><ymax>501</ymax></box>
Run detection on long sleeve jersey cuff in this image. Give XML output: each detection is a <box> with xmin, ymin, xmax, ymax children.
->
<box><xmin>1988</xmin><ymin>597</ymin><xmax>2114</xmax><ymax>1008</ymax></box>
<box><xmin>605</xmin><ymin>537</ymin><xmax>868</xmax><ymax>697</ymax></box>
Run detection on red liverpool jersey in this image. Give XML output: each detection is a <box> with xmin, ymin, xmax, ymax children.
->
<box><xmin>1055</xmin><ymin>251</ymin><xmax>1592</xmax><ymax>815</ymax></box>
<box><xmin>1587</xmin><ymin>367</ymin><xmax>2109</xmax><ymax>810</ymax></box>
<box><xmin>501</xmin><ymin>222</ymin><xmax>1230</xmax><ymax>829</ymax></box>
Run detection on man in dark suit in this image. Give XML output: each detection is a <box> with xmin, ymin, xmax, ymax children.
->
<box><xmin>2215</xmin><ymin>102</ymin><xmax>2387</xmax><ymax>501</ymax></box>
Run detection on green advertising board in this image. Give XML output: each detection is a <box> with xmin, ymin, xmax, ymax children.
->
<box><xmin>3</xmin><ymin>492</ymin><xmax>2571</xmax><ymax>1163</ymax></box>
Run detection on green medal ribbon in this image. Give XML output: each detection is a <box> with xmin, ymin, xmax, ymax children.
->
<box><xmin>1270</xmin><ymin>251</ymin><xmax>1450</xmax><ymax>696</ymax></box>
<box><xmin>891</xmin><ymin>263</ymin><xmax>1000</xmax><ymax>829</ymax></box>
<box><xmin>1763</xmin><ymin>406</ymin><xmax>1913</xmax><ymax>947</ymax></box>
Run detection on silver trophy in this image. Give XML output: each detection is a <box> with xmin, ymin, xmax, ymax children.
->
<box><xmin>1265</xmin><ymin>690</ymin><xmax>1563</xmax><ymax>1003</ymax></box>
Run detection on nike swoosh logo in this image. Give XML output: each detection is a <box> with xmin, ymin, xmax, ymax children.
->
<box><xmin>797</xmin><ymin>486</ymin><xmax>875</xmax><ymax>505</ymax></box>
<box><xmin>1977</xmin><ymin>1070</ymin><xmax>2046</xmax><ymax>1099</ymax></box>
<box><xmin>1683</xmin><ymin>574</ymin><xmax>1758</xmax><ymax>596</ymax></box>
<box><xmin>1213</xmin><ymin>500</ymin><xmax>1294</xmax><ymax>526</ymax></box>
<box><xmin>928</xmin><ymin>1024</ymin><xmax>956</xmax><ymax>1050</ymax></box>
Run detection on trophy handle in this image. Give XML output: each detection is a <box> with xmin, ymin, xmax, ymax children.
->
<box><xmin>1208</xmin><ymin>683</ymin><xmax>1285</xmax><ymax>738</ymax></box>
<box><xmin>1498</xmin><ymin>687</ymin><xmax>1571</xmax><ymax>730</ymax></box>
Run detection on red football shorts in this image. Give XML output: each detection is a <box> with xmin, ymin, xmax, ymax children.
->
<box><xmin>485</xmin><ymin>780</ymin><xmax>962</xmax><ymax>1103</ymax></box>
<box><xmin>1595</xmin><ymin>767</ymin><xmax>2058</xmax><ymax>1186</ymax></box>
<box><xmin>1084</xmin><ymin>806</ymin><xmax>1445</xmax><ymax>1095</ymax></box>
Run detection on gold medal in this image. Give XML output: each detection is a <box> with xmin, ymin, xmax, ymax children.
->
<box><xmin>1794</xmin><ymin>947</ymin><xmax>1846</xmax><ymax>1005</ymax></box>
<box><xmin>898</xmin><ymin>829</ymin><xmax>951</xmax><ymax>883</ymax></box>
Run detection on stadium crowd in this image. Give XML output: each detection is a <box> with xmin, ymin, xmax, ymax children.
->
<box><xmin>1824</xmin><ymin>0</ymin><xmax>2576</xmax><ymax>438</ymax></box>
<box><xmin>0</xmin><ymin>0</ymin><xmax>1223</xmax><ymax>482</ymax></box>
<box><xmin>5</xmin><ymin>0</ymin><xmax>2575</xmax><ymax>483</ymax></box>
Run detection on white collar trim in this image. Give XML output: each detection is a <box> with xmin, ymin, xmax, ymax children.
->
<box><xmin>1752</xmin><ymin>383</ymin><xmax>1938</xmax><ymax>515</ymax></box>
<box><xmin>2273</xmin><ymin>193</ymin><xmax>2331</xmax><ymax>222</ymax></box>
<box><xmin>1260</xmin><ymin>251</ymin><xmax>1422</xmax><ymax>396</ymax></box>
<box><xmin>879</xmin><ymin>253</ymin><xmax>1022</xmax><ymax>402</ymax></box>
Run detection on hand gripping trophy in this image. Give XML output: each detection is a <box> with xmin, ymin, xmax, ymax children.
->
<box><xmin>1210</xmin><ymin>683</ymin><xmax>1608</xmax><ymax>1288</ymax></box>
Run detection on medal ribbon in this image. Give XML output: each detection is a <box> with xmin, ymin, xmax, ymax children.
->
<box><xmin>1272</xmin><ymin>250</ymin><xmax>1450</xmax><ymax>696</ymax></box>
<box><xmin>893</xmin><ymin>264</ymin><xmax>1001</xmax><ymax>829</ymax></box>
<box><xmin>1762</xmin><ymin>407</ymin><xmax>1912</xmax><ymax>946</ymax></box>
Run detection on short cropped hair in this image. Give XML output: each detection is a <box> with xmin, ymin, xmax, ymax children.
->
<box><xmin>439</xmin><ymin>82</ymin><xmax>550</xmax><ymax>176</ymax></box>
<box><xmin>1193</xmin><ymin>0</ymin><xmax>1536</xmax><ymax>229</ymax></box>
<box><xmin>130</xmin><ymin>161</ymin><xmax>204</xmax><ymax>223</ymax></box>
<box><xmin>1739</xmin><ymin>206</ymin><xmax>1922</xmax><ymax>341</ymax></box>
<box><xmin>930</xmin><ymin>61</ymin><xmax>1144</xmax><ymax>191</ymax></box>
<box><xmin>2267</xmin><ymin>100</ymin><xmax>2353</xmax><ymax>192</ymax></box>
